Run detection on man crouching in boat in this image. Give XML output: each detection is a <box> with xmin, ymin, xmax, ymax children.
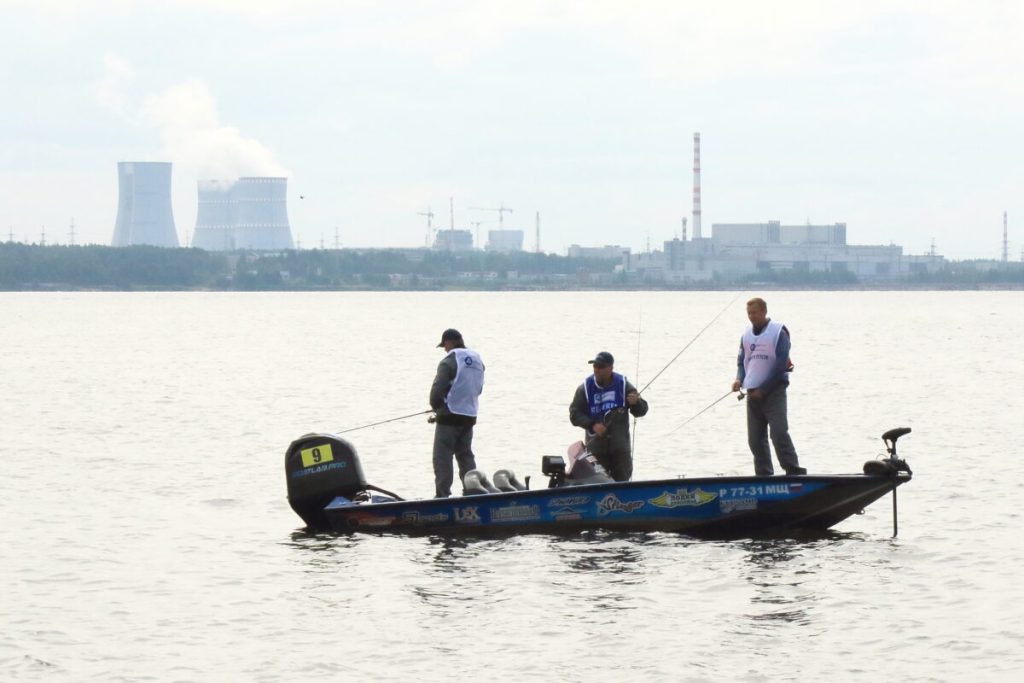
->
<box><xmin>569</xmin><ymin>351</ymin><xmax>648</xmax><ymax>481</ymax></box>
<box><xmin>430</xmin><ymin>328</ymin><xmax>485</xmax><ymax>498</ymax></box>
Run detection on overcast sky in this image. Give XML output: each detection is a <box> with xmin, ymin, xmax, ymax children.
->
<box><xmin>1</xmin><ymin>0</ymin><xmax>1020</xmax><ymax>258</ymax></box>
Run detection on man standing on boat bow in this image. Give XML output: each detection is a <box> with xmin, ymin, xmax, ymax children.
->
<box><xmin>430</xmin><ymin>328</ymin><xmax>485</xmax><ymax>498</ymax></box>
<box><xmin>570</xmin><ymin>351</ymin><xmax>648</xmax><ymax>481</ymax></box>
<box><xmin>731</xmin><ymin>297</ymin><xmax>807</xmax><ymax>476</ymax></box>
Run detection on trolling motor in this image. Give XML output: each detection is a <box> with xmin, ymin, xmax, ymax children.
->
<box><xmin>882</xmin><ymin>427</ymin><xmax>914</xmax><ymax>474</ymax></box>
<box><xmin>864</xmin><ymin>427</ymin><xmax>914</xmax><ymax>476</ymax></box>
<box><xmin>862</xmin><ymin>427</ymin><xmax>913</xmax><ymax>537</ymax></box>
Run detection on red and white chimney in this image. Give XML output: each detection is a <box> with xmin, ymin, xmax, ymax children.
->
<box><xmin>692</xmin><ymin>133</ymin><xmax>702</xmax><ymax>240</ymax></box>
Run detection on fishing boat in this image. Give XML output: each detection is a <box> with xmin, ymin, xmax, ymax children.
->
<box><xmin>285</xmin><ymin>428</ymin><xmax>913</xmax><ymax>539</ymax></box>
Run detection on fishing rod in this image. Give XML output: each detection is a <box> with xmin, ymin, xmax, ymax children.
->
<box><xmin>667</xmin><ymin>389</ymin><xmax>745</xmax><ymax>435</ymax></box>
<box><xmin>631</xmin><ymin>307</ymin><xmax>642</xmax><ymax>455</ymax></box>
<box><xmin>597</xmin><ymin>293</ymin><xmax>741</xmax><ymax>434</ymax></box>
<box><xmin>637</xmin><ymin>292</ymin><xmax>742</xmax><ymax>395</ymax></box>
<box><xmin>336</xmin><ymin>409</ymin><xmax>433</xmax><ymax>435</ymax></box>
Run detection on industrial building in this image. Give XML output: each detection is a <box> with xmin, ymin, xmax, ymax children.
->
<box><xmin>567</xmin><ymin>244</ymin><xmax>630</xmax><ymax>260</ymax></box>
<box><xmin>192</xmin><ymin>177</ymin><xmax>294</xmax><ymax>251</ymax></box>
<box><xmin>485</xmin><ymin>229</ymin><xmax>524</xmax><ymax>252</ymax></box>
<box><xmin>111</xmin><ymin>162</ymin><xmax>179</xmax><ymax>247</ymax></box>
<box><xmin>625</xmin><ymin>221</ymin><xmax>943</xmax><ymax>282</ymax></box>
<box><xmin>432</xmin><ymin>229</ymin><xmax>474</xmax><ymax>251</ymax></box>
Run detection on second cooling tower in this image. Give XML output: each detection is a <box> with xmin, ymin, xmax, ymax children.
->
<box><xmin>192</xmin><ymin>177</ymin><xmax>294</xmax><ymax>250</ymax></box>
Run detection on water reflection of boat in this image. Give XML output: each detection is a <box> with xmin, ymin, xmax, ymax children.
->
<box><xmin>284</xmin><ymin>429</ymin><xmax>913</xmax><ymax>540</ymax></box>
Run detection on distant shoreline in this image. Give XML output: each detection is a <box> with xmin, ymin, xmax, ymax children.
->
<box><xmin>2</xmin><ymin>242</ymin><xmax>1021</xmax><ymax>292</ymax></box>
<box><xmin>3</xmin><ymin>283</ymin><xmax>1022</xmax><ymax>293</ymax></box>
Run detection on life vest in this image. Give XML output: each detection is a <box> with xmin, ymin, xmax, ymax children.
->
<box><xmin>445</xmin><ymin>347</ymin><xmax>485</xmax><ymax>417</ymax></box>
<box><xmin>584</xmin><ymin>372</ymin><xmax>627</xmax><ymax>420</ymax></box>
<box><xmin>741</xmin><ymin>320</ymin><xmax>787</xmax><ymax>389</ymax></box>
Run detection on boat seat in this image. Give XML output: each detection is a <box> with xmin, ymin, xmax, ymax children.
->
<box><xmin>565</xmin><ymin>446</ymin><xmax>614</xmax><ymax>485</ymax></box>
<box><xmin>462</xmin><ymin>469</ymin><xmax>500</xmax><ymax>496</ymax></box>
<box><xmin>492</xmin><ymin>469</ymin><xmax>526</xmax><ymax>492</ymax></box>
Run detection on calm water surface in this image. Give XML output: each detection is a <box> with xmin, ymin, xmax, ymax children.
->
<box><xmin>2</xmin><ymin>291</ymin><xmax>1022</xmax><ymax>682</ymax></box>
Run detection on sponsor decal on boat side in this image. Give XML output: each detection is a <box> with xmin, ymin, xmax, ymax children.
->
<box><xmin>453</xmin><ymin>506</ymin><xmax>481</xmax><ymax>524</ymax></box>
<box><xmin>347</xmin><ymin>513</ymin><xmax>395</xmax><ymax>528</ymax></box>
<box><xmin>551</xmin><ymin>507</ymin><xmax>583</xmax><ymax>521</ymax></box>
<box><xmin>401</xmin><ymin>511</ymin><xmax>450</xmax><ymax>524</ymax></box>
<box><xmin>720</xmin><ymin>497</ymin><xmax>758</xmax><ymax>513</ymax></box>
<box><xmin>491</xmin><ymin>504</ymin><xmax>541</xmax><ymax>523</ymax></box>
<box><xmin>547</xmin><ymin>495</ymin><xmax>591</xmax><ymax>507</ymax></box>
<box><xmin>596</xmin><ymin>494</ymin><xmax>644</xmax><ymax>516</ymax></box>
<box><xmin>648</xmin><ymin>488</ymin><xmax>717</xmax><ymax>508</ymax></box>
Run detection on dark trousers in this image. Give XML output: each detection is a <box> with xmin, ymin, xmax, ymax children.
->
<box><xmin>433</xmin><ymin>423</ymin><xmax>476</xmax><ymax>497</ymax></box>
<box><xmin>586</xmin><ymin>436</ymin><xmax>633</xmax><ymax>482</ymax></box>
<box><xmin>746</xmin><ymin>387</ymin><xmax>801</xmax><ymax>475</ymax></box>
<box><xmin>595</xmin><ymin>450</ymin><xmax>633</xmax><ymax>482</ymax></box>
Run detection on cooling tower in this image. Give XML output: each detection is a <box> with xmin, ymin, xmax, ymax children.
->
<box><xmin>192</xmin><ymin>180</ymin><xmax>235</xmax><ymax>250</ymax></box>
<box><xmin>192</xmin><ymin>177</ymin><xmax>294</xmax><ymax>251</ymax></box>
<box><xmin>111</xmin><ymin>162</ymin><xmax>179</xmax><ymax>247</ymax></box>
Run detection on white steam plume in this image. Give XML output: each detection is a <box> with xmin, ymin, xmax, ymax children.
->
<box><xmin>96</xmin><ymin>55</ymin><xmax>288</xmax><ymax>180</ymax></box>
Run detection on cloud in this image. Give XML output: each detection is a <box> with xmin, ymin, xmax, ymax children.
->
<box><xmin>95</xmin><ymin>53</ymin><xmax>135</xmax><ymax>117</ymax></box>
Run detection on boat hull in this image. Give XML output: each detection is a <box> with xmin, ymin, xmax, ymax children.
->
<box><xmin>321</xmin><ymin>473</ymin><xmax>911</xmax><ymax>539</ymax></box>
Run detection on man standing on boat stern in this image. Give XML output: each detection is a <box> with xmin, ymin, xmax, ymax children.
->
<box><xmin>570</xmin><ymin>351</ymin><xmax>649</xmax><ymax>481</ymax></box>
<box><xmin>430</xmin><ymin>328</ymin><xmax>485</xmax><ymax>497</ymax></box>
<box><xmin>731</xmin><ymin>297</ymin><xmax>807</xmax><ymax>476</ymax></box>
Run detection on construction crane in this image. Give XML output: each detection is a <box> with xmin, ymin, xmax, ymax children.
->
<box><xmin>469</xmin><ymin>202</ymin><xmax>514</xmax><ymax>231</ymax></box>
<box><xmin>417</xmin><ymin>208</ymin><xmax>435</xmax><ymax>247</ymax></box>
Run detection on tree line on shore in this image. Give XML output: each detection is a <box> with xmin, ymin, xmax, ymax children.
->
<box><xmin>1</xmin><ymin>243</ymin><xmax>1021</xmax><ymax>290</ymax></box>
<box><xmin>0</xmin><ymin>243</ymin><xmax>616</xmax><ymax>290</ymax></box>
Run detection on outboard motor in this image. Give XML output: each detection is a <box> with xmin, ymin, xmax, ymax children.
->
<box><xmin>285</xmin><ymin>433</ymin><xmax>368</xmax><ymax>530</ymax></box>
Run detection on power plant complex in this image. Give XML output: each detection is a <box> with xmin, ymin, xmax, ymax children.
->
<box><xmin>620</xmin><ymin>132</ymin><xmax>944</xmax><ymax>281</ymax></box>
<box><xmin>109</xmin><ymin>162</ymin><xmax>294</xmax><ymax>250</ymax></box>
<box><xmin>101</xmin><ymin>141</ymin><xmax>1003</xmax><ymax>281</ymax></box>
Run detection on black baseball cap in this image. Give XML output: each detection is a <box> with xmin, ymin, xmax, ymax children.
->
<box><xmin>436</xmin><ymin>328</ymin><xmax>463</xmax><ymax>347</ymax></box>
<box><xmin>588</xmin><ymin>351</ymin><xmax>614</xmax><ymax>366</ymax></box>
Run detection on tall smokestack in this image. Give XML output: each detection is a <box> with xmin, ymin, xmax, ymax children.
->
<box><xmin>1004</xmin><ymin>211</ymin><xmax>1009</xmax><ymax>263</ymax></box>
<box><xmin>111</xmin><ymin>162</ymin><xmax>179</xmax><ymax>247</ymax></box>
<box><xmin>535</xmin><ymin>211</ymin><xmax>540</xmax><ymax>253</ymax></box>
<box><xmin>692</xmin><ymin>133</ymin><xmax>702</xmax><ymax>240</ymax></box>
